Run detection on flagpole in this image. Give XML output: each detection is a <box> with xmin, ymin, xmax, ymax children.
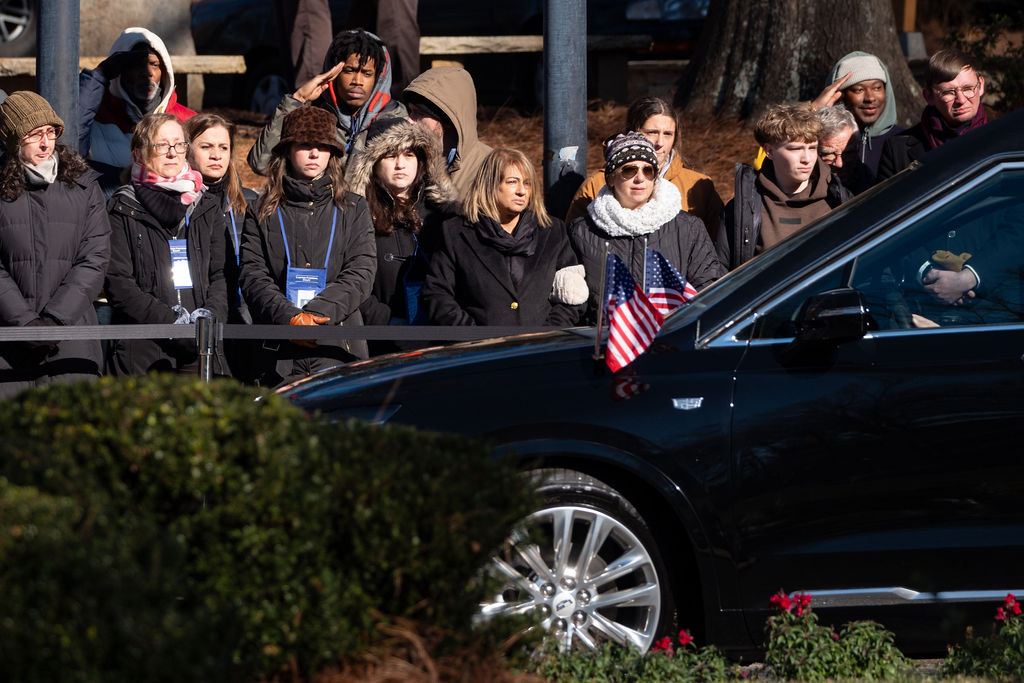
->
<box><xmin>592</xmin><ymin>241</ymin><xmax>609</xmax><ymax>361</ymax></box>
<box><xmin>642</xmin><ymin>237</ymin><xmax>649</xmax><ymax>295</ymax></box>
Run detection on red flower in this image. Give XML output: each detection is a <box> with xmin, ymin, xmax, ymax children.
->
<box><xmin>831</xmin><ymin>631</ymin><xmax>840</xmax><ymax>642</ymax></box>
<box><xmin>996</xmin><ymin>607</ymin><xmax>1006</xmax><ymax>622</ymax></box>
<box><xmin>1005</xmin><ymin>593</ymin><xmax>1017</xmax><ymax>606</ymax></box>
<box><xmin>795</xmin><ymin>607</ymin><xmax>804</xmax><ymax>616</ymax></box>
<box><xmin>770</xmin><ymin>591</ymin><xmax>792</xmax><ymax>612</ymax></box>
<box><xmin>652</xmin><ymin>636</ymin><xmax>674</xmax><ymax>656</ymax></box>
<box><xmin>1014</xmin><ymin>602</ymin><xmax>1022</xmax><ymax>616</ymax></box>
<box><xmin>797</xmin><ymin>593</ymin><xmax>813</xmax><ymax>609</ymax></box>
<box><xmin>678</xmin><ymin>629</ymin><xmax>694</xmax><ymax>647</ymax></box>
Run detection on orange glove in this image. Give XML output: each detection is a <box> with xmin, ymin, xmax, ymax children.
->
<box><xmin>289</xmin><ymin>312</ymin><xmax>329</xmax><ymax>348</ymax></box>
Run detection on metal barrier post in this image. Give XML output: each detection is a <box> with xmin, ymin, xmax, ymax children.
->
<box><xmin>543</xmin><ymin>0</ymin><xmax>587</xmax><ymax>219</ymax></box>
<box><xmin>38</xmin><ymin>0</ymin><xmax>80</xmax><ymax>145</ymax></box>
<box><xmin>196</xmin><ymin>317</ymin><xmax>215</xmax><ymax>382</ymax></box>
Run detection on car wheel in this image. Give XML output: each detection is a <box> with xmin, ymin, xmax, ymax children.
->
<box><xmin>479</xmin><ymin>469</ymin><xmax>674</xmax><ymax>651</ymax></box>
<box><xmin>0</xmin><ymin>0</ymin><xmax>35</xmax><ymax>58</ymax></box>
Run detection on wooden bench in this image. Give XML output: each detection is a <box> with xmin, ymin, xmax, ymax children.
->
<box><xmin>418</xmin><ymin>35</ymin><xmax>654</xmax><ymax>101</ymax></box>
<box><xmin>0</xmin><ymin>55</ymin><xmax>245</xmax><ymax>109</ymax></box>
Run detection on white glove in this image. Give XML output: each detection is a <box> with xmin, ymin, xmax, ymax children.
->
<box><xmin>550</xmin><ymin>264</ymin><xmax>588</xmax><ymax>305</ymax></box>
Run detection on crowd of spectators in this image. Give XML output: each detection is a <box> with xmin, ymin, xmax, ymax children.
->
<box><xmin>0</xmin><ymin>22</ymin><xmax>998</xmax><ymax>394</ymax></box>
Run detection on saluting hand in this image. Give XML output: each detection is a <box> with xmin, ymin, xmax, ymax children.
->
<box><xmin>810</xmin><ymin>72</ymin><xmax>852</xmax><ymax>109</ymax></box>
<box><xmin>293</xmin><ymin>62</ymin><xmax>346</xmax><ymax>103</ymax></box>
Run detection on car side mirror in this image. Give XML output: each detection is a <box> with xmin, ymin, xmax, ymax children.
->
<box><xmin>790</xmin><ymin>286</ymin><xmax>872</xmax><ymax>344</ymax></box>
<box><xmin>779</xmin><ymin>288</ymin><xmax>874</xmax><ymax>367</ymax></box>
<box><xmin>793</xmin><ymin>287</ymin><xmax>873</xmax><ymax>343</ymax></box>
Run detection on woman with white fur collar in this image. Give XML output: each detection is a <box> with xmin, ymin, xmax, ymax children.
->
<box><xmin>568</xmin><ymin>132</ymin><xmax>724</xmax><ymax>323</ymax></box>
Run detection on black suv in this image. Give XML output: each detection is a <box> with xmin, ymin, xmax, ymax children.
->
<box><xmin>283</xmin><ymin>108</ymin><xmax>1024</xmax><ymax>655</ymax></box>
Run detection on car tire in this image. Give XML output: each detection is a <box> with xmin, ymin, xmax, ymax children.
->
<box><xmin>0</xmin><ymin>0</ymin><xmax>36</xmax><ymax>58</ymax></box>
<box><xmin>480</xmin><ymin>468</ymin><xmax>675</xmax><ymax>651</ymax></box>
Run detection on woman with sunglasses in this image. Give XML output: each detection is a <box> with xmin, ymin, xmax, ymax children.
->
<box><xmin>421</xmin><ymin>148</ymin><xmax>586</xmax><ymax>327</ymax></box>
<box><xmin>568</xmin><ymin>132</ymin><xmax>724</xmax><ymax>322</ymax></box>
<box><xmin>105</xmin><ymin>112</ymin><xmax>227</xmax><ymax>376</ymax></box>
<box><xmin>0</xmin><ymin>92</ymin><xmax>110</xmax><ymax>397</ymax></box>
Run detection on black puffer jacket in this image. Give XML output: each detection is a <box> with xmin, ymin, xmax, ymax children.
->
<box><xmin>716</xmin><ymin>163</ymin><xmax>851</xmax><ymax>271</ymax></box>
<box><xmin>0</xmin><ymin>164</ymin><xmax>110</xmax><ymax>396</ymax></box>
<box><xmin>105</xmin><ymin>185</ymin><xmax>227</xmax><ymax>375</ymax></box>
<box><xmin>239</xmin><ymin>175</ymin><xmax>376</xmax><ymax>363</ymax></box>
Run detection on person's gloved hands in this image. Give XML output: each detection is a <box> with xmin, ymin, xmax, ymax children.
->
<box><xmin>189</xmin><ymin>308</ymin><xmax>213</xmax><ymax>323</ymax></box>
<box><xmin>289</xmin><ymin>312</ymin><xmax>330</xmax><ymax>348</ymax></box>
<box><xmin>13</xmin><ymin>317</ymin><xmax>59</xmax><ymax>365</ymax></box>
<box><xmin>171</xmin><ymin>305</ymin><xmax>191</xmax><ymax>325</ymax></box>
<box><xmin>96</xmin><ymin>51</ymin><xmax>132</xmax><ymax>80</ymax></box>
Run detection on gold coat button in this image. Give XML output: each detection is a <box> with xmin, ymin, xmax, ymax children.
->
<box><xmin>510</xmin><ymin>301</ymin><xmax>519</xmax><ymax>310</ymax></box>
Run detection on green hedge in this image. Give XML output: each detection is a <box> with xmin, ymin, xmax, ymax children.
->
<box><xmin>0</xmin><ymin>376</ymin><xmax>536</xmax><ymax>682</ymax></box>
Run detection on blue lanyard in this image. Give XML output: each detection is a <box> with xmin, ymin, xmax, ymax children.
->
<box><xmin>227</xmin><ymin>203</ymin><xmax>240</xmax><ymax>267</ymax></box>
<box><xmin>276</xmin><ymin>205</ymin><xmax>337</xmax><ymax>270</ymax></box>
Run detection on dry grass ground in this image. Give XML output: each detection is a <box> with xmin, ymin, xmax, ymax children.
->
<box><xmin>225</xmin><ymin>103</ymin><xmax>753</xmax><ymax>208</ymax></box>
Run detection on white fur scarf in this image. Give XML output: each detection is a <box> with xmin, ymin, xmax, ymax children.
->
<box><xmin>586</xmin><ymin>178</ymin><xmax>682</xmax><ymax>237</ymax></box>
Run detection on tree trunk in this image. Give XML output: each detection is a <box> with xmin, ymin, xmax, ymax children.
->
<box><xmin>676</xmin><ymin>0</ymin><xmax>924</xmax><ymax>127</ymax></box>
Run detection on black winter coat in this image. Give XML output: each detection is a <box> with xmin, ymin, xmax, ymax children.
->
<box><xmin>716</xmin><ymin>163</ymin><xmax>851</xmax><ymax>271</ymax></box>
<box><xmin>422</xmin><ymin>212</ymin><xmax>583</xmax><ymax>327</ymax></box>
<box><xmin>0</xmin><ymin>166</ymin><xmax>110</xmax><ymax>396</ymax></box>
<box><xmin>568</xmin><ymin>210</ymin><xmax>724</xmax><ymax>323</ymax></box>
<box><xmin>239</xmin><ymin>175</ymin><xmax>376</xmax><ymax>370</ymax></box>
<box><xmin>105</xmin><ymin>185</ymin><xmax>228</xmax><ymax>375</ymax></box>
<box><xmin>876</xmin><ymin>123</ymin><xmax>929</xmax><ymax>183</ymax></box>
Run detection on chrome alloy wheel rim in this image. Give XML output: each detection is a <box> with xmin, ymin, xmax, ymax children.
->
<box><xmin>480</xmin><ymin>505</ymin><xmax>662</xmax><ymax>651</ymax></box>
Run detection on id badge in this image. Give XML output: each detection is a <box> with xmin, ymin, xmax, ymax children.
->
<box><xmin>169</xmin><ymin>239</ymin><xmax>193</xmax><ymax>289</ymax></box>
<box><xmin>286</xmin><ymin>266</ymin><xmax>326</xmax><ymax>308</ymax></box>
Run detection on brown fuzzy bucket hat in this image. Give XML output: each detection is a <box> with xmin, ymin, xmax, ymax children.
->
<box><xmin>0</xmin><ymin>91</ymin><xmax>64</xmax><ymax>151</ymax></box>
<box><xmin>272</xmin><ymin>105</ymin><xmax>343</xmax><ymax>157</ymax></box>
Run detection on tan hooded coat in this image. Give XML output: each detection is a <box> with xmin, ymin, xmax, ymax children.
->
<box><xmin>402</xmin><ymin>67</ymin><xmax>493</xmax><ymax>200</ymax></box>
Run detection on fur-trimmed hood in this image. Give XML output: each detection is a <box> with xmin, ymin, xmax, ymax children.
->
<box><xmin>346</xmin><ymin>120</ymin><xmax>458</xmax><ymax>209</ymax></box>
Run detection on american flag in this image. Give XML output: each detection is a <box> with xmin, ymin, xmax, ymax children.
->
<box><xmin>604</xmin><ymin>253</ymin><xmax>664</xmax><ymax>372</ymax></box>
<box><xmin>645</xmin><ymin>248</ymin><xmax>697</xmax><ymax>315</ymax></box>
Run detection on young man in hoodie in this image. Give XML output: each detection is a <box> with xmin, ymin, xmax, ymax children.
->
<box><xmin>78</xmin><ymin>27</ymin><xmax>196</xmax><ymax>195</ymax></box>
<box><xmin>401</xmin><ymin>66</ymin><xmax>493</xmax><ymax>200</ymax></box>
<box><xmin>246</xmin><ymin>29</ymin><xmax>407</xmax><ymax>175</ymax></box>
<box><xmin>813</xmin><ymin>51</ymin><xmax>901</xmax><ymax>193</ymax></box>
<box><xmin>876</xmin><ymin>49</ymin><xmax>987</xmax><ymax>183</ymax></box>
<box><xmin>716</xmin><ymin>103</ymin><xmax>851</xmax><ymax>271</ymax></box>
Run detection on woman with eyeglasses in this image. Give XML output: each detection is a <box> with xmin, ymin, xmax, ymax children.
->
<box><xmin>421</xmin><ymin>148</ymin><xmax>586</xmax><ymax>327</ymax></box>
<box><xmin>0</xmin><ymin>92</ymin><xmax>110</xmax><ymax>398</ymax></box>
<box><xmin>105</xmin><ymin>112</ymin><xmax>227</xmax><ymax>376</ymax></box>
<box><xmin>568</xmin><ymin>132</ymin><xmax>724</xmax><ymax>322</ymax></box>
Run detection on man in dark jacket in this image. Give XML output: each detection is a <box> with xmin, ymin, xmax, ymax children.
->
<box><xmin>877</xmin><ymin>49</ymin><xmax>988</xmax><ymax>182</ymax></box>
<box><xmin>247</xmin><ymin>29</ymin><xmax>408</xmax><ymax>174</ymax></box>
<box><xmin>718</xmin><ymin>103</ymin><xmax>851</xmax><ymax>271</ymax></box>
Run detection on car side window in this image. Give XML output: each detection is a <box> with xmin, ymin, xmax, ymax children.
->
<box><xmin>752</xmin><ymin>167</ymin><xmax>1024</xmax><ymax>339</ymax></box>
<box><xmin>851</xmin><ymin>168</ymin><xmax>1024</xmax><ymax>330</ymax></box>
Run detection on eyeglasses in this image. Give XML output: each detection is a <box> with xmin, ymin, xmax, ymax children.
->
<box><xmin>23</xmin><ymin>126</ymin><xmax>62</xmax><ymax>144</ymax></box>
<box><xmin>934</xmin><ymin>81</ymin><xmax>980</xmax><ymax>103</ymax></box>
<box><xmin>618</xmin><ymin>163</ymin><xmax>656</xmax><ymax>181</ymax></box>
<box><xmin>152</xmin><ymin>141</ymin><xmax>189</xmax><ymax>154</ymax></box>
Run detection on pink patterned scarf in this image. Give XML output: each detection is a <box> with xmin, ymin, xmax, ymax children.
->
<box><xmin>130</xmin><ymin>160</ymin><xmax>204</xmax><ymax>205</ymax></box>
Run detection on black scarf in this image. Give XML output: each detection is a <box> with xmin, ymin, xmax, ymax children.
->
<box><xmin>474</xmin><ymin>209</ymin><xmax>539</xmax><ymax>289</ymax></box>
<box><xmin>135</xmin><ymin>184</ymin><xmax>187</xmax><ymax>234</ymax></box>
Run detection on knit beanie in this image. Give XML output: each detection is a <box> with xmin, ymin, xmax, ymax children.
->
<box><xmin>0</xmin><ymin>91</ymin><xmax>64</xmax><ymax>151</ymax></box>
<box><xmin>273</xmin><ymin>105</ymin><xmax>343</xmax><ymax>157</ymax></box>
<box><xmin>604</xmin><ymin>131</ymin><xmax>658</xmax><ymax>175</ymax></box>
<box><xmin>834</xmin><ymin>54</ymin><xmax>887</xmax><ymax>87</ymax></box>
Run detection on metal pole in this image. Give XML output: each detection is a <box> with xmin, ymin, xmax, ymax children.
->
<box><xmin>196</xmin><ymin>317</ymin><xmax>215</xmax><ymax>382</ymax></box>
<box><xmin>37</xmin><ymin>0</ymin><xmax>80</xmax><ymax>146</ymax></box>
<box><xmin>543</xmin><ymin>0</ymin><xmax>587</xmax><ymax>220</ymax></box>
